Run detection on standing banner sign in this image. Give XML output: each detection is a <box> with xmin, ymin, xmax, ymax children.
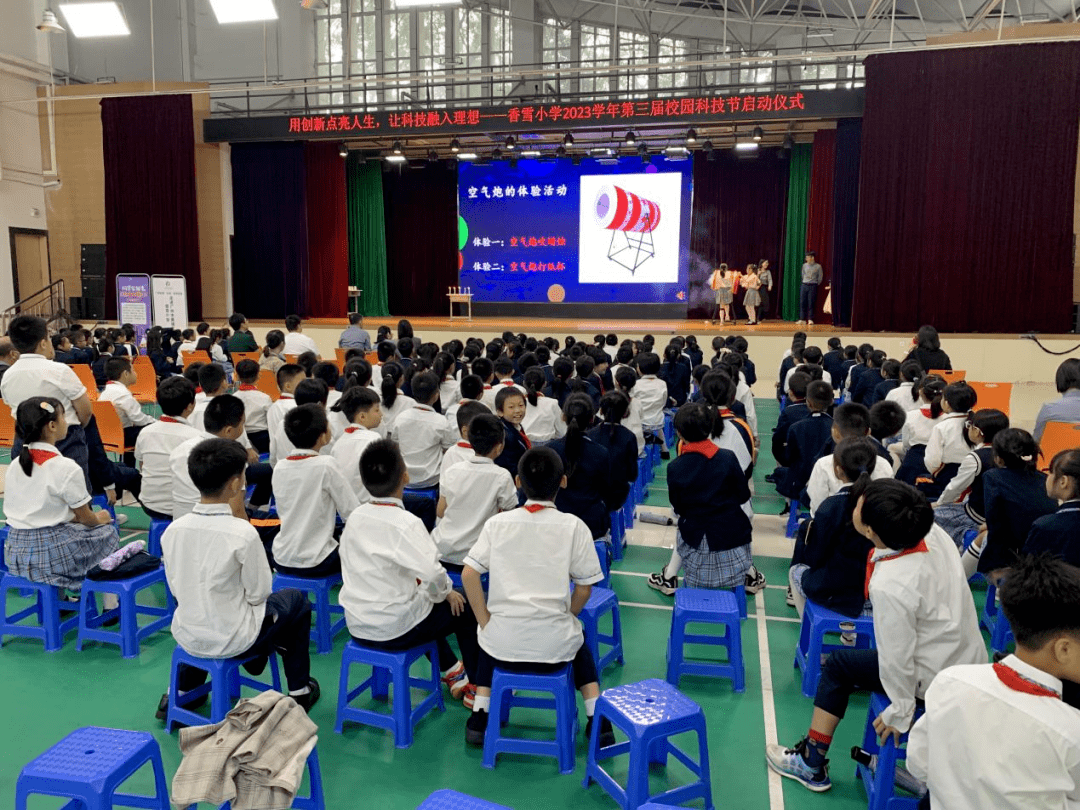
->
<box><xmin>116</xmin><ymin>274</ymin><xmax>152</xmax><ymax>348</ymax></box>
<box><xmin>150</xmin><ymin>275</ymin><xmax>188</xmax><ymax>330</ymax></box>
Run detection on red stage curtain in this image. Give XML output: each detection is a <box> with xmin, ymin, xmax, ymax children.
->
<box><xmin>852</xmin><ymin>43</ymin><xmax>1080</xmax><ymax>333</ymax></box>
<box><xmin>830</xmin><ymin>119</ymin><xmax>862</xmax><ymax>327</ymax></box>
<box><xmin>806</xmin><ymin>130</ymin><xmax>836</xmax><ymax>324</ymax></box>
<box><xmin>305</xmin><ymin>143</ymin><xmax>349</xmax><ymax>319</ymax></box>
<box><xmin>101</xmin><ymin>95</ymin><xmax>202</xmax><ymax>317</ymax></box>
<box><xmin>688</xmin><ymin>150</ymin><xmax>790</xmax><ymax>320</ymax></box>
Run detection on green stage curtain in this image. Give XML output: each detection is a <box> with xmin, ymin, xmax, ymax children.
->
<box><xmin>346</xmin><ymin>156</ymin><xmax>390</xmax><ymax>317</ymax></box>
<box><xmin>781</xmin><ymin>144</ymin><xmax>812</xmax><ymax>322</ymax></box>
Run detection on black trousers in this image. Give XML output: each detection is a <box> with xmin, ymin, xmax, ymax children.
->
<box><xmin>353</xmin><ymin>600</ymin><xmax>479</xmax><ymax>682</ymax></box>
<box><xmin>474</xmin><ymin>642</ymin><xmax>598</xmax><ymax>691</ymax></box>
<box><xmin>177</xmin><ymin>589</ymin><xmax>313</xmax><ymax>693</ymax></box>
<box><xmin>814</xmin><ymin>649</ymin><xmax>882</xmax><ymax>720</ymax></box>
<box><xmin>275</xmin><ymin>548</ymin><xmax>341</xmax><ymax>578</ymax></box>
<box><xmin>246</xmin><ymin>462</ymin><xmax>273</xmax><ymax>507</ymax></box>
<box><xmin>143</xmin><ymin>505</ymin><xmax>172</xmax><ymax>522</ymax></box>
<box><xmin>122</xmin><ymin>424</ymin><xmax>147</xmax><ymax>468</ymax></box>
<box><xmin>247</xmin><ymin>429</ymin><xmax>270</xmax><ymax>455</ymax></box>
<box><xmin>403</xmin><ymin>492</ymin><xmax>437</xmax><ymax>533</ymax></box>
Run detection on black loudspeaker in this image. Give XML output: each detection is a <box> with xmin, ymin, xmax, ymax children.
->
<box><xmin>80</xmin><ymin>244</ymin><xmax>106</xmax><ymax>279</ymax></box>
<box><xmin>1073</xmin><ymin>303</ymin><xmax>1079</xmax><ymax>334</ymax></box>
<box><xmin>70</xmin><ymin>296</ymin><xmax>104</xmax><ymax>321</ymax></box>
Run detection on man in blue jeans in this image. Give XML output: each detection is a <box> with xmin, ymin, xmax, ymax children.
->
<box><xmin>799</xmin><ymin>251</ymin><xmax>823</xmax><ymax>325</ymax></box>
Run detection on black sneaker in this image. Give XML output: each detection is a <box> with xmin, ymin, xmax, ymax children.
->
<box><xmin>779</xmin><ymin>503</ymin><xmax>791</xmax><ymax>516</ymax></box>
<box><xmin>157</xmin><ymin>690</ymin><xmax>208</xmax><ymax>721</ymax></box>
<box><xmin>647</xmin><ymin>571</ymin><xmax>678</xmax><ymax>596</ymax></box>
<box><xmin>660</xmin><ymin>450</ymin><xmax>671</xmax><ymax>461</ymax></box>
<box><xmin>291</xmin><ymin>679</ymin><xmax>321</xmax><ymax>713</ymax></box>
<box><xmin>465</xmin><ymin>709</ymin><xmax>489</xmax><ymax>746</ymax></box>
<box><xmin>586</xmin><ymin>716</ymin><xmax>616</xmax><ymax>748</ymax></box>
<box><xmin>745</xmin><ymin>566</ymin><xmax>767</xmax><ymax>594</ymax></box>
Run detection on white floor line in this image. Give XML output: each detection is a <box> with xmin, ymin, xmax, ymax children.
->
<box><xmin>755</xmin><ymin>589</ymin><xmax>786</xmax><ymax>810</ymax></box>
<box><xmin>610</xmin><ymin>570</ymin><xmax>651</xmax><ymax>579</ymax></box>
<box><xmin>619</xmin><ymin>600</ymin><xmax>673</xmax><ymax>611</ymax></box>
<box><xmin>618</xmin><ymin>600</ymin><xmax>802</xmax><ymax>627</ymax></box>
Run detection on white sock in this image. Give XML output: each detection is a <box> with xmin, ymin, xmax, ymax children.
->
<box><xmin>472</xmin><ymin>695</ymin><xmax>491</xmax><ymax>713</ymax></box>
<box><xmin>961</xmin><ymin>545</ymin><xmax>981</xmax><ymax>579</ymax></box>
<box><xmin>289</xmin><ymin>685</ymin><xmax>311</xmax><ymax>697</ymax></box>
<box><xmin>663</xmin><ymin>549</ymin><xmax>682</xmax><ymax>579</ymax></box>
<box><xmin>584</xmin><ymin>697</ymin><xmax>597</xmax><ymax>717</ymax></box>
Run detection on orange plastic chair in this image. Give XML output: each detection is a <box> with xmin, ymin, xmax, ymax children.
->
<box><xmin>127</xmin><ymin>367</ymin><xmax>159</xmax><ymax>406</ymax></box>
<box><xmin>333</xmin><ymin>358</ymin><xmax>346</xmax><ymax>374</ymax></box>
<box><xmin>232</xmin><ymin>351</ymin><xmax>261</xmax><ymax>366</ymax></box>
<box><xmin>93</xmin><ymin>400</ymin><xmax>134</xmax><ymax>457</ymax></box>
<box><xmin>1038</xmin><ymin>421</ymin><xmax>1080</xmax><ymax>472</ymax></box>
<box><xmin>256</xmin><ymin>369</ymin><xmax>280</xmax><ymax>402</ymax></box>
<box><xmin>70</xmin><ymin>364</ymin><xmax>99</xmax><ymax>401</ymax></box>
<box><xmin>364</xmin><ymin>351</ymin><xmax>379</xmax><ymax>365</ymax></box>
<box><xmin>968</xmin><ymin>382</ymin><xmax>1013</xmax><ymax>417</ymax></box>
<box><xmin>132</xmin><ymin>354</ymin><xmax>154</xmax><ymax>373</ymax></box>
<box><xmin>930</xmin><ymin>369</ymin><xmax>966</xmax><ymax>382</ymax></box>
<box><xmin>0</xmin><ymin>405</ymin><xmax>15</xmax><ymax>449</ymax></box>
<box><xmin>179</xmin><ymin>351</ymin><xmax>198</xmax><ymax>369</ymax></box>
<box><xmin>335</xmin><ymin>348</ymin><xmax>348</xmax><ymax>365</ymax></box>
<box><xmin>284</xmin><ymin>354</ymin><xmax>300</xmax><ymax>365</ymax></box>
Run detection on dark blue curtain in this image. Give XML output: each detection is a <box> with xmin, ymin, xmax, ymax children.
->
<box><xmin>231</xmin><ymin>143</ymin><xmax>310</xmax><ymax>319</ymax></box>
<box><xmin>830</xmin><ymin>118</ymin><xmax>861</xmax><ymax>327</ymax></box>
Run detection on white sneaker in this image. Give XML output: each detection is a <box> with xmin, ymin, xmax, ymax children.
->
<box><xmin>839</xmin><ymin>621</ymin><xmax>856</xmax><ymax>647</ymax></box>
<box><xmin>115</xmin><ymin>513</ymin><xmax>128</xmax><ymax>526</ymax></box>
<box><xmin>808</xmin><ymin>320</ymin><xmax>815</xmax><ymax>326</ymax></box>
<box><xmin>796</xmin><ymin>320</ymin><xmax>806</xmax><ymax>325</ymax></box>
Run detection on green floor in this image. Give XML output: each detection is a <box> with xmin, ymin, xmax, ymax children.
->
<box><xmin>0</xmin><ymin>398</ymin><xmax>992</xmax><ymax>810</ymax></box>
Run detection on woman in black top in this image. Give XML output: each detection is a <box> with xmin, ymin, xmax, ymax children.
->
<box><xmin>907</xmin><ymin>324</ymin><xmax>952</xmax><ymax>372</ymax></box>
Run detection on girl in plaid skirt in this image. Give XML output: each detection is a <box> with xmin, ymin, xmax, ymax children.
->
<box><xmin>4</xmin><ymin>397</ymin><xmax>118</xmax><ymax>590</ymax></box>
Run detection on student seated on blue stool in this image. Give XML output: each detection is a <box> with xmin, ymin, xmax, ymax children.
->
<box><xmin>156</xmin><ymin>438</ymin><xmax>319</xmax><ymax>722</ymax></box>
<box><xmin>393</xmin><ymin>371</ymin><xmax>456</xmax><ymax>490</ymax></box>
<box><xmin>766</xmin><ymin>479</ymin><xmax>985</xmax><ymax>793</ymax></box>
<box><xmin>3</xmin><ymin>397</ymin><xmax>120</xmax><ymax>608</ymax></box>
<box><xmin>168</xmin><ymin>395</ymin><xmax>251</xmax><ymax>520</ymax></box>
<box><xmin>340</xmin><ymin>439</ymin><xmax>480</xmax><ymax>706</ymax></box>
<box><xmin>460</xmin><ymin>446</ymin><xmax>616</xmax><ymax>748</ymax></box>
<box><xmin>432</xmin><ymin>414</ymin><xmax>518</xmax><ymax>587</ymax></box>
<box><xmin>271</xmin><ymin>404</ymin><xmax>360</xmax><ymax>578</ymax></box>
<box><xmin>907</xmin><ymin>555</ymin><xmax>1080</xmax><ymax>808</ymax></box>
<box><xmin>647</xmin><ymin>403</ymin><xmax>756</xmax><ymax>599</ymax></box>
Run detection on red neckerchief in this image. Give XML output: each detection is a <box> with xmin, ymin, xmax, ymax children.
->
<box><xmin>279</xmin><ymin>393</ymin><xmax>294</xmax><ymax>400</ymax></box>
<box><xmin>344</xmin><ymin>426</ymin><xmax>365</xmax><ymax>434</ymax></box>
<box><xmin>106</xmin><ymin>381</ymin><xmax>121</xmax><ymax>386</ymax></box>
<box><xmin>519</xmin><ymin>428</ymin><xmax>532</xmax><ymax>449</ymax></box>
<box><xmin>456</xmin><ymin>441</ymin><xmax>472</xmax><ymax>449</ymax></box>
<box><xmin>864</xmin><ymin>540</ymin><xmax>929</xmax><ymax>598</ymax></box>
<box><xmin>993</xmin><ymin>662</ymin><xmax>1060</xmax><ymax>699</ymax></box>
<box><xmin>28</xmin><ymin>448</ymin><xmax>58</xmax><ymax>465</ymax></box>
<box><xmin>499</xmin><ymin>380</ymin><xmax>515</xmax><ymax>386</ymax></box>
<box><xmin>238</xmin><ymin>384</ymin><xmax>257</xmax><ymax>391</ymax></box>
<box><xmin>371</xmin><ymin>500</ymin><xmax>403</xmax><ymax>509</ymax></box>
<box><xmin>195</xmin><ymin>387</ymin><xmax>203</xmax><ymax>394</ymax></box>
<box><xmin>920</xmin><ymin>407</ymin><xmax>934</xmax><ymax>418</ymax></box>
<box><xmin>286</xmin><ymin>453</ymin><xmax>317</xmax><ymax>461</ymax></box>
<box><xmin>680</xmin><ymin>440</ymin><xmax>719</xmax><ymax>459</ymax></box>
<box><xmin>160</xmin><ymin>416</ymin><xmax>181</xmax><ymax>424</ymax></box>
<box><xmin>523</xmin><ymin>503</ymin><xmax>553</xmax><ymax>513</ymax></box>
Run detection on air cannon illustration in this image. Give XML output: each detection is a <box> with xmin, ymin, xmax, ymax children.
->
<box><xmin>594</xmin><ymin>185</ymin><xmax>659</xmax><ymax>274</ymax></box>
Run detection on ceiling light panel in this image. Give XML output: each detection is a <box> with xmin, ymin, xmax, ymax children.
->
<box><xmin>59</xmin><ymin>2</ymin><xmax>130</xmax><ymax>37</ymax></box>
<box><xmin>208</xmin><ymin>0</ymin><xmax>278</xmax><ymax>24</ymax></box>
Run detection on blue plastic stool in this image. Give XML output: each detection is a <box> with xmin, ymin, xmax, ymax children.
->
<box><xmin>483</xmin><ymin>664</ymin><xmax>578</xmax><ymax>774</ymax></box>
<box><xmin>0</xmin><ymin>524</ymin><xmax>9</xmax><ymax>572</ymax></box>
<box><xmin>404</xmin><ymin>484</ymin><xmax>439</xmax><ymax>501</ymax></box>
<box><xmin>856</xmin><ymin>693</ymin><xmax>924</xmax><ymax>810</ymax></box>
<box><xmin>445</xmin><ymin>569</ymin><xmax>488</xmax><ymax>592</ymax></box>
<box><xmin>146</xmin><ymin>519</ymin><xmax>170</xmax><ymax>557</ymax></box>
<box><xmin>622</xmin><ymin>489</ymin><xmax>636</xmax><ymax>529</ymax></box>
<box><xmin>272</xmin><ymin>573</ymin><xmax>345</xmax><ymax>655</ymax></box>
<box><xmin>663</xmin><ymin>411</ymin><xmax>676</xmax><ymax>448</ymax></box>
<box><xmin>0</xmin><ymin>571</ymin><xmax>83</xmax><ymax>652</ymax></box>
<box><xmin>417</xmin><ymin>789</ymin><xmax>512</xmax><ymax>809</ymax></box>
<box><xmin>335</xmin><ymin>639</ymin><xmax>445</xmax><ymax>748</ymax></box>
<box><xmin>578</xmin><ymin>586</ymin><xmax>624</xmax><ymax>674</ymax></box>
<box><xmin>609</xmin><ymin>510</ymin><xmax>625</xmax><ymax>560</ymax></box>
<box><xmin>785</xmin><ymin>500</ymin><xmax>809</xmax><ymax>539</ymax></box>
<box><xmin>165</xmin><ymin>647</ymin><xmax>282</xmax><ymax>732</ymax></box>
<box><xmin>91</xmin><ymin>494</ymin><xmax>118</xmax><ymax>523</ymax></box>
<box><xmin>583</xmin><ymin>679</ymin><xmax>714</xmax><ymax>809</ymax></box>
<box><xmin>793</xmin><ymin>599</ymin><xmax>876</xmax><ymax>698</ymax></box>
<box><xmin>211</xmin><ymin>749</ymin><xmax>325</xmax><ymax>810</ymax></box>
<box><xmin>16</xmin><ymin>726</ymin><xmax>169</xmax><ymax>810</ymax></box>
<box><xmin>666</xmin><ymin>588</ymin><xmax>744</xmax><ymax>692</ymax></box>
<box><xmin>77</xmin><ymin>565</ymin><xmax>175</xmax><ymax>658</ymax></box>
<box><xmin>594</xmin><ymin>540</ymin><xmax>612</xmax><ymax>589</ymax></box>
<box><xmin>980</xmin><ymin>581</ymin><xmax>1014</xmax><ymax>655</ymax></box>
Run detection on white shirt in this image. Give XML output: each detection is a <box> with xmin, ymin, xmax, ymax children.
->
<box><xmin>907</xmin><ymin>655</ymin><xmax>1080</xmax><ymax>810</ymax></box>
<box><xmin>735</xmin><ymin>380</ymin><xmax>758</xmax><ymax>436</ymax></box>
<box><xmin>98</xmin><ymin>381</ymin><xmax>155</xmax><ymax>428</ymax></box>
<box><xmin>169</xmin><ymin>432</ymin><xmax>214</xmax><ymax>519</ymax></box>
<box><xmin>623</xmin><ymin>395</ymin><xmax>646</xmax><ymax>454</ymax></box>
<box><xmin>464</xmin><ymin>502</ymin><xmax>604</xmax><ymax>662</ymax></box>
<box><xmin>283</xmin><ymin>331</ymin><xmax>319</xmax><ymax>358</ymax></box>
<box><xmin>272</xmin><ymin>450</ymin><xmax>360</xmax><ymax>569</ymax></box>
<box><xmin>444</xmin><ymin>397</ymin><xmax>490</xmax><ymax>434</ymax></box>
<box><xmin>235</xmin><ymin>386</ymin><xmax>272</xmax><ymax>433</ymax></box>
<box><xmin>886</xmin><ymin>382</ymin><xmax>916</xmax><ymax>409</ymax></box>
<box><xmin>330</xmin><ymin>424</ymin><xmax>381</xmax><ymax>502</ymax></box>
<box><xmin>925</xmin><ymin>413</ymin><xmax>969</xmax><ymax>474</ymax></box>
<box><xmin>378</xmin><ymin>393</ymin><xmax>416</xmax><ymax>439</ymax></box>
<box><xmin>134</xmin><ymin>416</ymin><xmax>203</xmax><ymax>515</ymax></box>
<box><xmin>439</xmin><ymin>378</ymin><xmax>461</xmax><ymax>407</ymax></box>
<box><xmin>635</xmin><ymin>376</ymin><xmax>669</xmax><ymax>428</ymax></box>
<box><xmin>440</xmin><ymin>440</ymin><xmax>474</xmax><ymax>480</ymax></box>
<box><xmin>340</xmin><ymin>498</ymin><xmax>452</xmax><ymax>641</ymax></box>
<box><xmin>937</xmin><ymin>446</ymin><xmax>986</xmax><ymax>507</ymax></box>
<box><xmin>869</xmin><ymin>524</ymin><xmax>986</xmax><ymax>731</ymax></box>
<box><xmin>433</xmin><ymin>457</ymin><xmax>518</xmax><ymax>564</ymax></box>
<box><xmin>392</xmin><ymin>404</ymin><xmax>456</xmax><ymax>487</ymax></box>
<box><xmin>807</xmin><ymin>451</ymin><xmax>893</xmax><ymax>515</ymax></box>
<box><xmin>266</xmin><ymin>395</ymin><xmax>296</xmax><ymax>465</ymax></box>
<box><xmin>4</xmin><ymin>442</ymin><xmax>91</xmax><ymax>528</ymax></box>
<box><xmin>1</xmin><ymin>354</ymin><xmax>86</xmax><ymax>427</ymax></box>
<box><xmin>521</xmin><ymin>394</ymin><xmax>566</xmax><ymax>444</ymax></box>
<box><xmin>162</xmin><ymin>503</ymin><xmax>270</xmax><ymax>658</ymax></box>
<box><xmin>902</xmin><ymin>407</ymin><xmax>942</xmax><ymax>454</ymax></box>
<box><xmin>191</xmin><ymin>400</ymin><xmax>253</xmax><ymax>452</ymax></box>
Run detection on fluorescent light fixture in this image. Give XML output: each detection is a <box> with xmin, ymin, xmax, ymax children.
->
<box><xmin>520</xmin><ymin>150</ymin><xmax>541</xmax><ymax>157</ymax></box>
<box><xmin>59</xmin><ymin>2</ymin><xmax>130</xmax><ymax>37</ymax></box>
<box><xmin>207</xmin><ymin>0</ymin><xmax>278</xmax><ymax>24</ymax></box>
<box><xmin>664</xmin><ymin>146</ymin><xmax>689</xmax><ymax>154</ymax></box>
<box><xmin>385</xmin><ymin>154</ymin><xmax>407</xmax><ymax>163</ymax></box>
<box><xmin>393</xmin><ymin>0</ymin><xmax>462</xmax><ymax>7</ymax></box>
<box><xmin>456</xmin><ymin>152</ymin><xmax>478</xmax><ymax>160</ymax></box>
<box><xmin>735</xmin><ymin>142</ymin><xmax>759</xmax><ymax>151</ymax></box>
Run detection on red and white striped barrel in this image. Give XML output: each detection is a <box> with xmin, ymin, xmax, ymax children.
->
<box><xmin>593</xmin><ymin>185</ymin><xmax>661</xmax><ymax>233</ymax></box>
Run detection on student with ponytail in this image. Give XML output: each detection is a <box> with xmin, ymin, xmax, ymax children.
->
<box><xmin>520</xmin><ymin>367</ymin><xmax>565</xmax><ymax>444</ymax></box>
<box><xmin>588</xmin><ymin>391</ymin><xmax>638</xmax><ymax>508</ymax></box>
<box><xmin>550</xmin><ymin>356</ymin><xmax>576</xmax><ymax>409</ymax></box>
<box><xmin>933</xmin><ymin>408</ymin><xmax>1009</xmax><ymax>547</ymax></box>
<box><xmin>921</xmin><ymin>380</ymin><xmax>979</xmax><ymax>497</ymax></box>
<box><xmin>548</xmin><ymin>393</ymin><xmax>621</xmax><ymax>540</ymax></box>
<box><xmin>3</xmin><ymin>397</ymin><xmax>120</xmax><ymax>594</ymax></box>
<box><xmin>896</xmin><ymin>375</ymin><xmax>947</xmax><ymax>485</ymax></box>
<box><xmin>377</xmin><ymin>361</ymin><xmax>415</xmax><ymax>439</ymax></box>
<box><xmin>886</xmin><ymin>359</ymin><xmax>924</xmax><ymax>408</ymax></box>
<box><xmin>1024</xmin><ymin>449</ymin><xmax>1080</xmax><ymax>566</ymax></box>
<box><xmin>614</xmin><ymin>366</ymin><xmax>646</xmax><ymax>454</ymax></box>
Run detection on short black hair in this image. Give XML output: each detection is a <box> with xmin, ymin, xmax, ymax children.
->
<box><xmin>334</xmin><ymin>386</ymin><xmax>380</xmax><ymax>422</ymax></box>
<box><xmin>858</xmin><ymin>479</ymin><xmax>933</xmax><ymax>551</ymax></box>
<box><xmin>881</xmin><ymin>359</ymin><xmax>901</xmax><ymax>380</ymax></box>
<box><xmin>867</xmin><ymin>350</ymin><xmax>887</xmax><ymax>369</ymax></box>
<box><xmin>471</xmin><ymin>357</ymin><xmax>494</xmax><ymax>382</ymax></box>
<box><xmin>196</xmin><ymin>322</ymin><xmax>210</xmax><ymax>335</ymax></box>
<box><xmin>493</xmin><ymin>356</ymin><xmax>514</xmax><ymax>377</ymax></box>
<box><xmin>870</xmin><ymin>401</ymin><xmax>907</xmax><ymax>441</ymax></box>
<box><xmin>183</xmin><ymin>363</ymin><xmax>204</xmax><ymax>387</ymax></box>
<box><xmin>236</xmin><ymin>359</ymin><xmax>260</xmax><ymax>383</ymax></box>
<box><xmin>459</xmin><ymin>374</ymin><xmax>483</xmax><ymax>400</ymax></box>
<box><xmin>228</xmin><ymin>313</ymin><xmax>246</xmax><ymax>332</ymax></box>
<box><xmin>495</xmin><ymin>386</ymin><xmax>525</xmax><ymax>412</ymax></box>
<box><xmin>398</xmin><ymin>337</ymin><xmax>415</xmax><ymax>358</ymax></box>
<box><xmin>203</xmin><ymin>394</ymin><xmax>246</xmax><ymax>435</ymax></box>
<box><xmin>674</xmin><ymin>402</ymin><xmax>714</xmax><ymax>444</ymax></box>
<box><xmin>834</xmin><ymin>437</ymin><xmax>879</xmax><ymax>483</ymax></box>
<box><xmin>349</xmin><ymin>312</ymin><xmax>363</xmax><ymax>325</ymax></box>
<box><xmin>105</xmin><ymin>356</ymin><xmax>131</xmax><ymax>381</ymax></box>
<box><xmin>833</xmin><ymin>402</ymin><xmax>871</xmax><ymax>439</ymax></box>
<box><xmin>1056</xmin><ymin>359</ymin><xmax>1080</xmax><ymax>394</ymax></box>
<box><xmin>294</xmin><ymin>378</ymin><xmax>329</xmax><ymax>407</ymax></box>
<box><xmin>468</xmin><ymin>413</ymin><xmax>505</xmax><ymax>456</ymax></box>
<box><xmin>410</xmin><ymin>371</ymin><xmax>439</xmax><ymax>404</ymax></box>
<box><xmin>158</xmin><ymin>376</ymin><xmax>197</xmax><ymax>416</ymax></box>
<box><xmin>188</xmin><ymin>437</ymin><xmax>248</xmax><ymax>497</ymax></box>
<box><xmin>944</xmin><ymin>381</ymin><xmax>978</xmax><ymax>413</ymax></box>
<box><xmin>806</xmin><ymin>380</ymin><xmax>834</xmax><ymax>411</ymax></box>
<box><xmin>198</xmin><ymin>363</ymin><xmax>227</xmax><ymax>394</ymax></box>
<box><xmin>456</xmin><ymin>400</ymin><xmax>488</xmax><ymax>432</ymax></box>
<box><xmin>1001</xmin><ymin>554</ymin><xmax>1080</xmax><ymax>650</ymax></box>
<box><xmin>312</xmin><ymin>362</ymin><xmax>340</xmax><ymax>390</ymax></box>
<box><xmin>283</xmin><ymin>403</ymin><xmax>329</xmax><ymax>449</ymax></box>
<box><xmin>802</xmin><ymin>346</ymin><xmax>823</xmax><ymax>366</ymax></box>
<box><xmin>7</xmin><ymin>315</ymin><xmax>48</xmax><ymax>354</ymax></box>
<box><xmin>637</xmin><ymin>352</ymin><xmax>661</xmax><ymax>375</ymax></box>
<box><xmin>787</xmin><ymin>371</ymin><xmax>811</xmax><ymax>400</ymax></box>
<box><xmin>360</xmin><ymin>438</ymin><xmax>407</xmax><ymax>497</ymax></box>
<box><xmin>285</xmin><ymin>314</ymin><xmax>302</xmax><ymax>332</ymax></box>
<box><xmin>276</xmin><ymin>363</ymin><xmax>305</xmax><ymax>392</ymax></box>
<box><xmin>296</xmin><ymin>351</ymin><xmax>318</xmax><ymax>375</ymax></box>
<box><xmin>517</xmin><ymin>446</ymin><xmax>564</xmax><ymax>501</ymax></box>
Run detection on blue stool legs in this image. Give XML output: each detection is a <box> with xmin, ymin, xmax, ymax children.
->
<box><xmin>272</xmin><ymin>574</ymin><xmax>345</xmax><ymax>655</ymax></box>
<box><xmin>578</xmin><ymin>587</ymin><xmax>625</xmax><ymax>674</ymax></box>
<box><xmin>0</xmin><ymin>572</ymin><xmax>83</xmax><ymax>652</ymax></box>
<box><xmin>147</xmin><ymin>519</ymin><xmax>170</xmax><ymax>557</ymax></box>
<box><xmin>483</xmin><ymin>665</ymin><xmax>578</xmax><ymax>774</ymax></box>
<box><xmin>166</xmin><ymin>648</ymin><xmax>282</xmax><ymax>732</ymax></box>
<box><xmin>77</xmin><ymin>567</ymin><xmax>175</xmax><ymax>658</ymax></box>
<box><xmin>666</xmin><ymin>589</ymin><xmax>745</xmax><ymax>692</ymax></box>
<box><xmin>594</xmin><ymin>540</ymin><xmax>612</xmax><ymax>589</ymax></box>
